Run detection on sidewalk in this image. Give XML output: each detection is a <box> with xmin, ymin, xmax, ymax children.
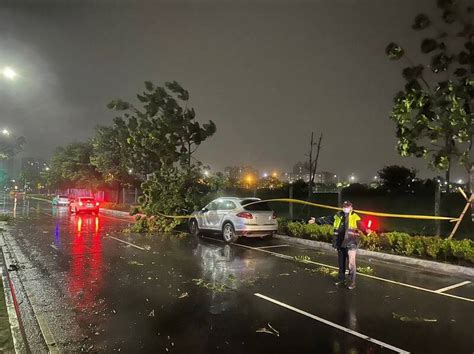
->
<box><xmin>0</xmin><ymin>277</ymin><xmax>14</xmax><ymax>352</ymax></box>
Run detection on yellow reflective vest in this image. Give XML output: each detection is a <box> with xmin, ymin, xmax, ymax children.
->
<box><xmin>333</xmin><ymin>212</ymin><xmax>361</xmax><ymax>231</ymax></box>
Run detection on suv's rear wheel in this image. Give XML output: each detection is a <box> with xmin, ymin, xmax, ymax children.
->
<box><xmin>222</xmin><ymin>222</ymin><xmax>238</xmax><ymax>243</ymax></box>
<box><xmin>189</xmin><ymin>219</ymin><xmax>200</xmax><ymax>237</ymax></box>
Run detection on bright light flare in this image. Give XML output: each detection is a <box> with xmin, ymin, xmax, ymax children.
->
<box><xmin>2</xmin><ymin>67</ymin><xmax>17</xmax><ymax>80</ymax></box>
<box><xmin>2</xmin><ymin>129</ymin><xmax>10</xmax><ymax>136</ymax></box>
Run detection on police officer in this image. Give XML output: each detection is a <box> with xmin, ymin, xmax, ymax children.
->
<box><xmin>332</xmin><ymin>201</ymin><xmax>368</xmax><ymax>290</ymax></box>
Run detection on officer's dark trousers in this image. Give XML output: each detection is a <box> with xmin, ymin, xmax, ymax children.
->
<box><xmin>337</xmin><ymin>248</ymin><xmax>348</xmax><ymax>281</ymax></box>
<box><xmin>337</xmin><ymin>247</ymin><xmax>357</xmax><ymax>284</ymax></box>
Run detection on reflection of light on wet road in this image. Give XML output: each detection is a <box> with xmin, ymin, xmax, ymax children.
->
<box><xmin>54</xmin><ymin>222</ymin><xmax>61</xmax><ymax>248</ymax></box>
<box><xmin>77</xmin><ymin>216</ymin><xmax>82</xmax><ymax>233</ymax></box>
<box><xmin>12</xmin><ymin>197</ymin><xmax>17</xmax><ymax>218</ymax></box>
<box><xmin>95</xmin><ymin>216</ymin><xmax>100</xmax><ymax>233</ymax></box>
<box><xmin>68</xmin><ymin>215</ymin><xmax>105</xmax><ymax>313</ymax></box>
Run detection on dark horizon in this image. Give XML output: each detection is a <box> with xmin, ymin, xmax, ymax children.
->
<box><xmin>0</xmin><ymin>0</ymin><xmax>469</xmax><ymax>181</ymax></box>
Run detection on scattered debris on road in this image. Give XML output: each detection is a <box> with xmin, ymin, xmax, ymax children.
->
<box><xmin>256</xmin><ymin>323</ymin><xmax>280</xmax><ymax>337</ymax></box>
<box><xmin>178</xmin><ymin>292</ymin><xmax>188</xmax><ymax>299</ymax></box>
<box><xmin>357</xmin><ymin>266</ymin><xmax>375</xmax><ymax>275</ymax></box>
<box><xmin>294</xmin><ymin>255</ymin><xmax>311</xmax><ymax>263</ymax></box>
<box><xmin>128</xmin><ymin>261</ymin><xmax>144</xmax><ymax>266</ymax></box>
<box><xmin>392</xmin><ymin>312</ymin><xmax>438</xmax><ymax>322</ymax></box>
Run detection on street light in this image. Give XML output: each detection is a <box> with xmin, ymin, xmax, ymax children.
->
<box><xmin>2</xmin><ymin>129</ymin><xmax>10</xmax><ymax>136</ymax></box>
<box><xmin>203</xmin><ymin>170</ymin><xmax>209</xmax><ymax>177</ymax></box>
<box><xmin>457</xmin><ymin>179</ymin><xmax>464</xmax><ymax>184</ymax></box>
<box><xmin>2</xmin><ymin>67</ymin><xmax>17</xmax><ymax>80</ymax></box>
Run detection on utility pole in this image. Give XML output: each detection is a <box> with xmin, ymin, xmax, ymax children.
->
<box><xmin>434</xmin><ymin>182</ymin><xmax>441</xmax><ymax>236</ymax></box>
<box><xmin>289</xmin><ymin>183</ymin><xmax>294</xmax><ymax>220</ymax></box>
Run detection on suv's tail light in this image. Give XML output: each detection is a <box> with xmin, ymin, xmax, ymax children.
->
<box><xmin>236</xmin><ymin>212</ymin><xmax>253</xmax><ymax>219</ymax></box>
<box><xmin>79</xmin><ymin>201</ymin><xmax>83</xmax><ymax>206</ymax></box>
<box><xmin>272</xmin><ymin>211</ymin><xmax>277</xmax><ymax>219</ymax></box>
<box><xmin>95</xmin><ymin>202</ymin><xmax>100</xmax><ymax>206</ymax></box>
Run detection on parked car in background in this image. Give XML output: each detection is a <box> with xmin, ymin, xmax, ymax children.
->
<box><xmin>188</xmin><ymin>197</ymin><xmax>278</xmax><ymax>243</ymax></box>
<box><xmin>52</xmin><ymin>195</ymin><xmax>70</xmax><ymax>206</ymax></box>
<box><xmin>69</xmin><ymin>197</ymin><xmax>100</xmax><ymax>214</ymax></box>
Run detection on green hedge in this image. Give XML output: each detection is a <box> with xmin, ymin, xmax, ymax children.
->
<box><xmin>276</xmin><ymin>219</ymin><xmax>474</xmax><ymax>265</ymax></box>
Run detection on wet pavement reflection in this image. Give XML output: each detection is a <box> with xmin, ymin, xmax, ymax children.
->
<box><xmin>1</xmin><ymin>196</ymin><xmax>473</xmax><ymax>353</ymax></box>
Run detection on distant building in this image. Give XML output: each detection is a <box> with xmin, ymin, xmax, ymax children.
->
<box><xmin>284</xmin><ymin>163</ymin><xmax>337</xmax><ymax>184</ymax></box>
<box><xmin>315</xmin><ymin>171</ymin><xmax>338</xmax><ymax>185</ymax></box>
<box><xmin>224</xmin><ymin>165</ymin><xmax>260</xmax><ymax>187</ymax></box>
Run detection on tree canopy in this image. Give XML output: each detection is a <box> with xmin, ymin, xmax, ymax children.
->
<box><xmin>385</xmin><ymin>0</ymin><xmax>474</xmax><ymax>186</ymax></box>
<box><xmin>107</xmin><ymin>81</ymin><xmax>216</xmax><ymax>175</ymax></box>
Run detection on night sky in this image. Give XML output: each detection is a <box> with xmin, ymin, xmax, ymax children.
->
<box><xmin>0</xmin><ymin>0</ymin><xmax>468</xmax><ymax>181</ymax></box>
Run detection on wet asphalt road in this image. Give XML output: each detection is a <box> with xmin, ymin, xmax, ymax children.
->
<box><xmin>0</xmin><ymin>196</ymin><xmax>473</xmax><ymax>353</ymax></box>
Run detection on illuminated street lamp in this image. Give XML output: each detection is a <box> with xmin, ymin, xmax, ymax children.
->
<box><xmin>203</xmin><ymin>170</ymin><xmax>209</xmax><ymax>177</ymax></box>
<box><xmin>2</xmin><ymin>67</ymin><xmax>17</xmax><ymax>80</ymax></box>
<box><xmin>349</xmin><ymin>174</ymin><xmax>356</xmax><ymax>182</ymax></box>
<box><xmin>263</xmin><ymin>172</ymin><xmax>268</xmax><ymax>178</ymax></box>
<box><xmin>272</xmin><ymin>172</ymin><xmax>278</xmax><ymax>178</ymax></box>
<box><xmin>2</xmin><ymin>129</ymin><xmax>10</xmax><ymax>136</ymax></box>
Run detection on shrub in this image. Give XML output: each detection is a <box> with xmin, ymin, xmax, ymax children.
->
<box><xmin>280</xmin><ymin>221</ymin><xmax>474</xmax><ymax>265</ymax></box>
<box><xmin>423</xmin><ymin>236</ymin><xmax>443</xmax><ymax>259</ymax></box>
<box><xmin>304</xmin><ymin>224</ymin><xmax>333</xmax><ymax>242</ymax></box>
<box><xmin>287</xmin><ymin>222</ymin><xmax>305</xmax><ymax>238</ymax></box>
<box><xmin>277</xmin><ymin>217</ymin><xmax>289</xmax><ymax>235</ymax></box>
<box><xmin>361</xmin><ymin>232</ymin><xmax>384</xmax><ymax>251</ymax></box>
<box><xmin>449</xmin><ymin>239</ymin><xmax>474</xmax><ymax>262</ymax></box>
<box><xmin>385</xmin><ymin>232</ymin><xmax>412</xmax><ymax>255</ymax></box>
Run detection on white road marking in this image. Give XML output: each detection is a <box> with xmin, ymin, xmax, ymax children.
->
<box><xmin>200</xmin><ymin>236</ymin><xmax>474</xmax><ymax>303</ymax></box>
<box><xmin>434</xmin><ymin>280</ymin><xmax>471</xmax><ymax>293</ymax></box>
<box><xmin>256</xmin><ymin>244</ymin><xmax>290</xmax><ymax>249</ymax></box>
<box><xmin>107</xmin><ymin>236</ymin><xmax>147</xmax><ymax>251</ymax></box>
<box><xmin>254</xmin><ymin>293</ymin><xmax>410</xmax><ymax>354</ymax></box>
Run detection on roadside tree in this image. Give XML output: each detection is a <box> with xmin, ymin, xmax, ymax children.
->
<box><xmin>385</xmin><ymin>0</ymin><xmax>474</xmax><ymax>190</ymax></box>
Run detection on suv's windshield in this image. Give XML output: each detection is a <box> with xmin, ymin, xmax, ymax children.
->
<box><xmin>240</xmin><ymin>199</ymin><xmax>272</xmax><ymax>211</ymax></box>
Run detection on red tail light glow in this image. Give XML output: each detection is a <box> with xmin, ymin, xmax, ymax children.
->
<box><xmin>95</xmin><ymin>202</ymin><xmax>100</xmax><ymax>206</ymax></box>
<box><xmin>236</xmin><ymin>212</ymin><xmax>253</xmax><ymax>219</ymax></box>
<box><xmin>79</xmin><ymin>202</ymin><xmax>83</xmax><ymax>206</ymax></box>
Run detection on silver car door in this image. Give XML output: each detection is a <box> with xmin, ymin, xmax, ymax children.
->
<box><xmin>216</xmin><ymin>199</ymin><xmax>236</xmax><ymax>229</ymax></box>
<box><xmin>202</xmin><ymin>201</ymin><xmax>218</xmax><ymax>230</ymax></box>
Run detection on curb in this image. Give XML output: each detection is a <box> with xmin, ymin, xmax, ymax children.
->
<box><xmin>0</xmin><ymin>226</ymin><xmax>28</xmax><ymax>353</ymax></box>
<box><xmin>274</xmin><ymin>234</ymin><xmax>474</xmax><ymax>279</ymax></box>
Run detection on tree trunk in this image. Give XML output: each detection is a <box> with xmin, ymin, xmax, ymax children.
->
<box><xmin>116</xmin><ymin>182</ymin><xmax>121</xmax><ymax>203</ymax></box>
<box><xmin>445</xmin><ymin>161</ymin><xmax>451</xmax><ymax>193</ymax></box>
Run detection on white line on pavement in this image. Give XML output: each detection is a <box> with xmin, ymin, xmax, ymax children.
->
<box><xmin>107</xmin><ymin>236</ymin><xmax>147</xmax><ymax>251</ymax></box>
<box><xmin>254</xmin><ymin>293</ymin><xmax>410</xmax><ymax>354</ymax></box>
<box><xmin>201</xmin><ymin>236</ymin><xmax>474</xmax><ymax>303</ymax></box>
<box><xmin>256</xmin><ymin>244</ymin><xmax>290</xmax><ymax>249</ymax></box>
<box><xmin>434</xmin><ymin>280</ymin><xmax>471</xmax><ymax>293</ymax></box>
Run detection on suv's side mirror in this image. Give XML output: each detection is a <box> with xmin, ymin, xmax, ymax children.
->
<box><xmin>201</xmin><ymin>208</ymin><xmax>209</xmax><ymax>213</ymax></box>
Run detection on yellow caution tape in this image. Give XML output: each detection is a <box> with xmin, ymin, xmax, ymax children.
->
<box><xmin>150</xmin><ymin>198</ymin><xmax>458</xmax><ymax>222</ymax></box>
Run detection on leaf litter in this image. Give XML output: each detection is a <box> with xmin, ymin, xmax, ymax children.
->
<box><xmin>256</xmin><ymin>323</ymin><xmax>280</xmax><ymax>337</ymax></box>
<box><xmin>392</xmin><ymin>313</ymin><xmax>437</xmax><ymax>322</ymax></box>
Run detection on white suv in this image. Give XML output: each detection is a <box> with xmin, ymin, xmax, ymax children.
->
<box><xmin>189</xmin><ymin>197</ymin><xmax>278</xmax><ymax>243</ymax></box>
